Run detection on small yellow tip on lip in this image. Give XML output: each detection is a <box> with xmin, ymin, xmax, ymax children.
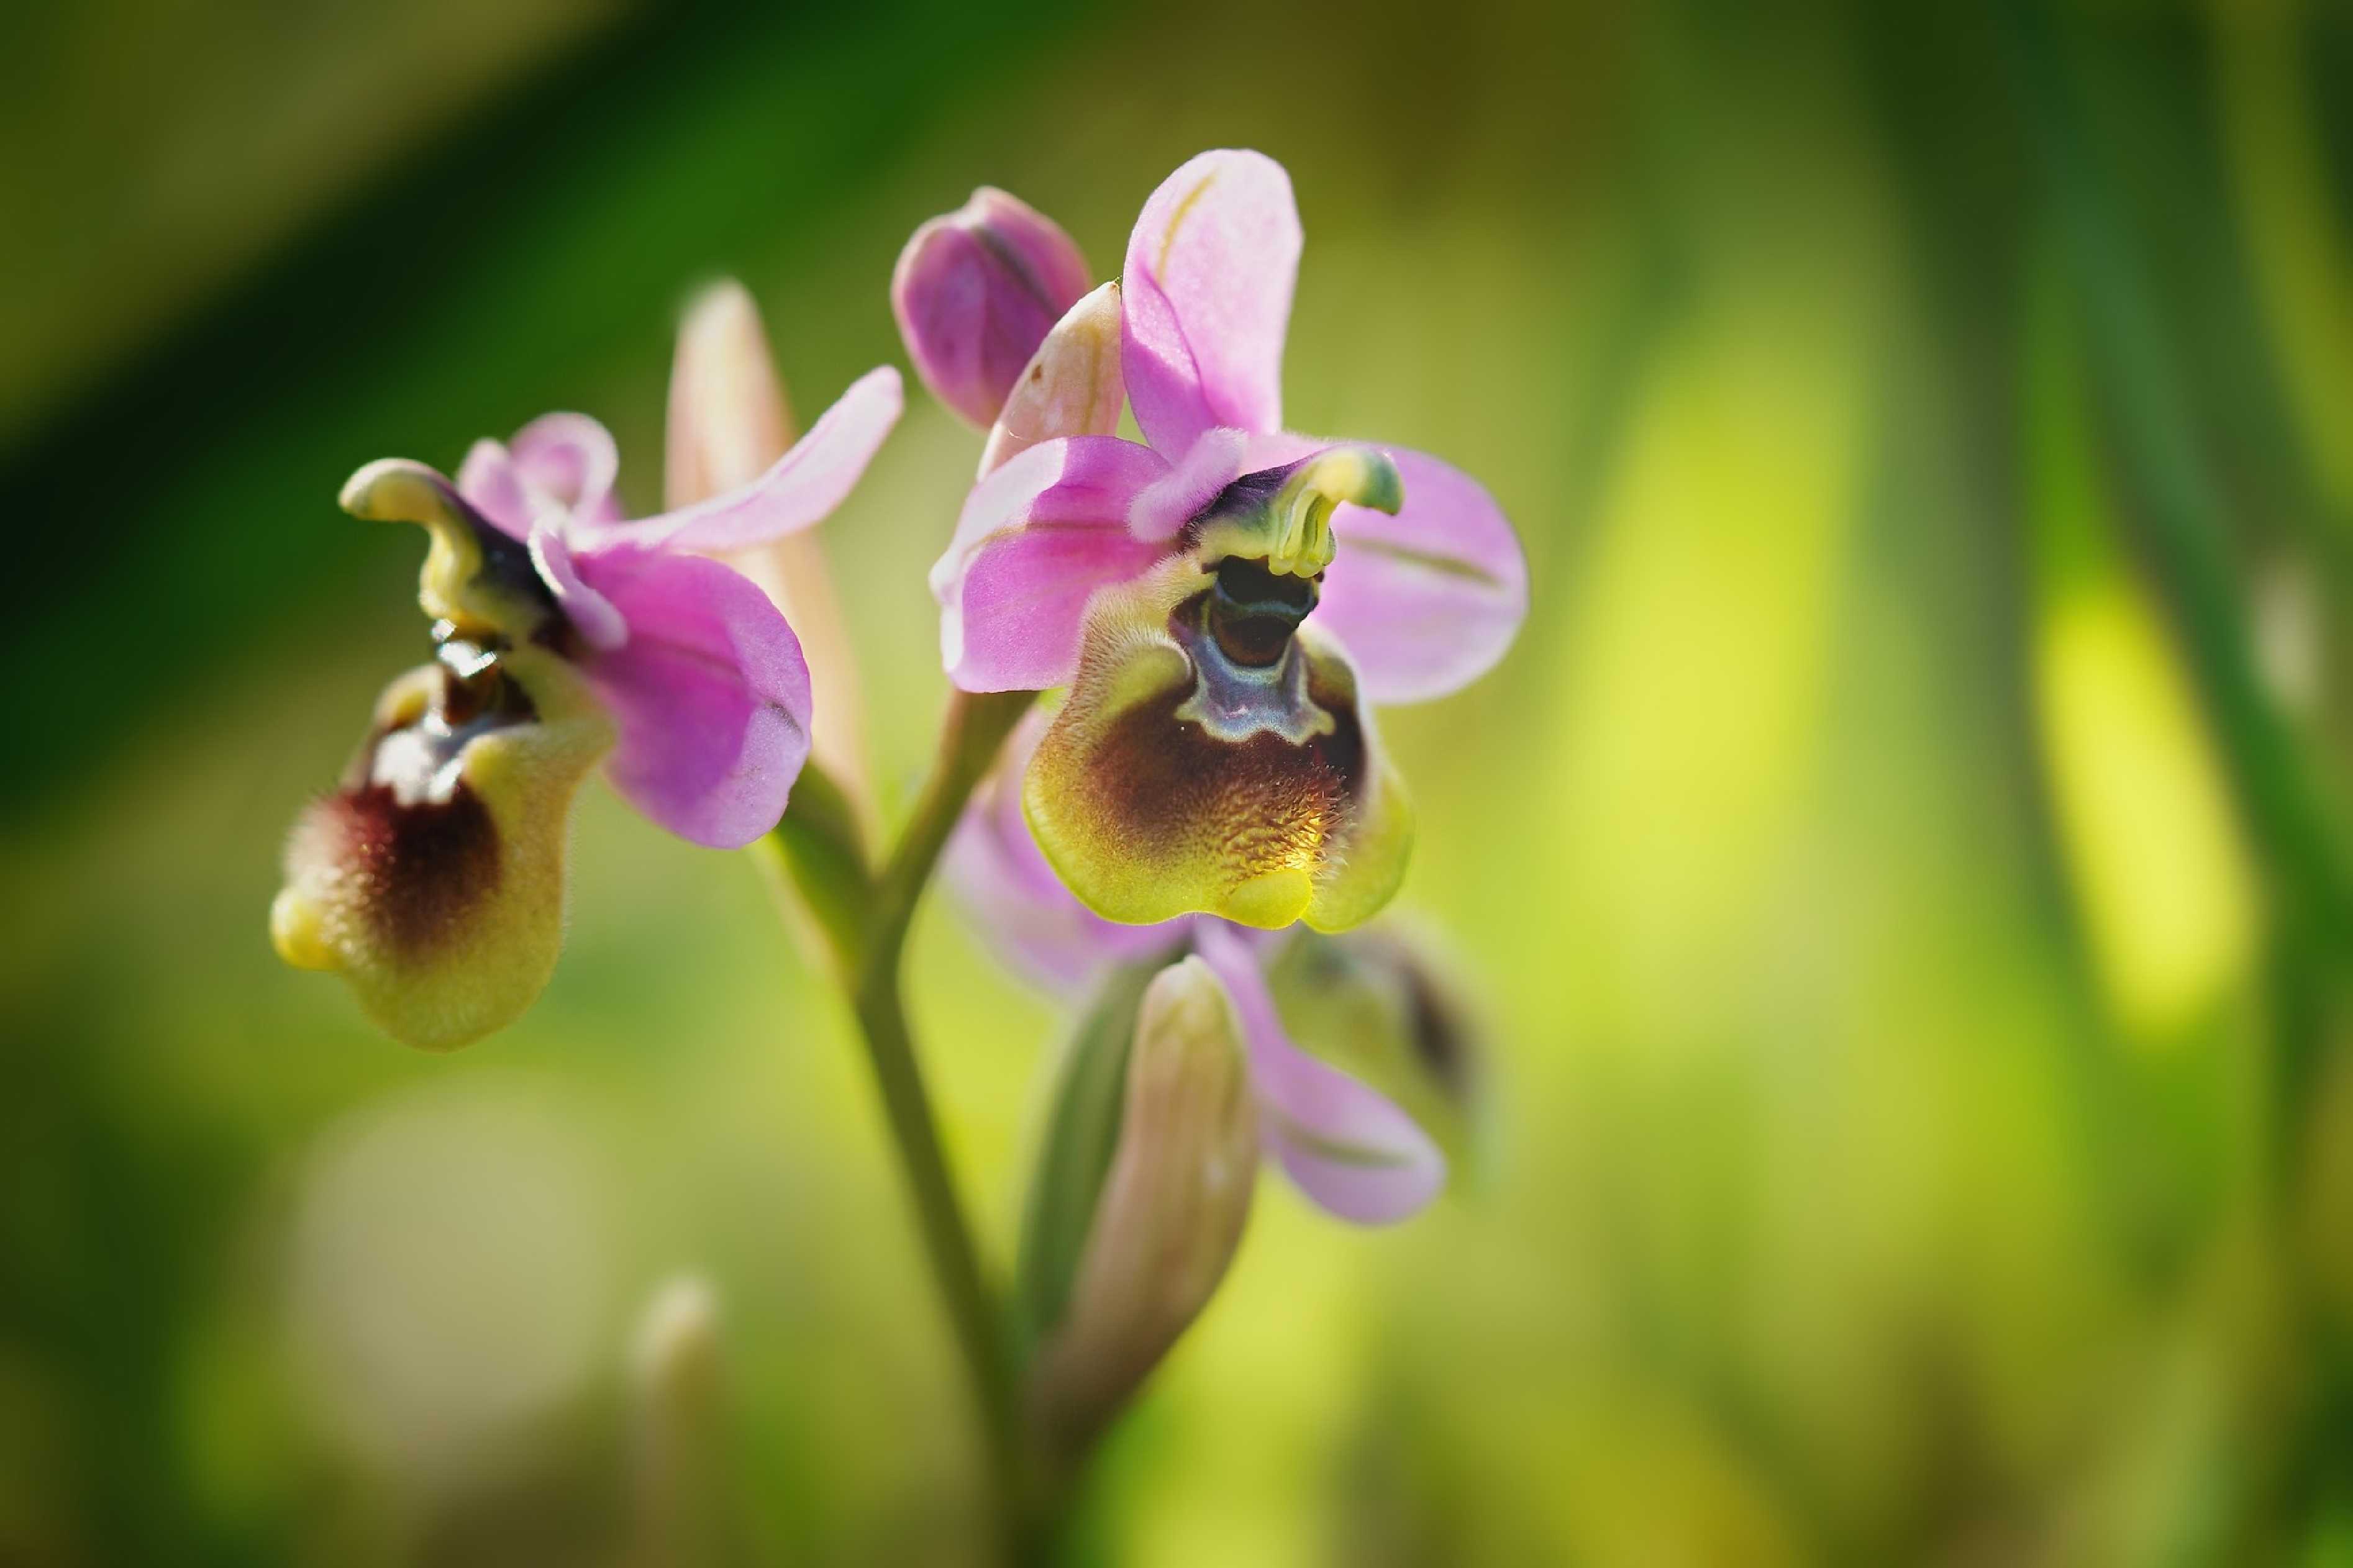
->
<box><xmin>338</xmin><ymin>458</ymin><xmax>457</xmax><ymax>523</ymax></box>
<box><xmin>1218</xmin><ymin>868</ymin><xmax>1314</xmax><ymax>929</ymax></box>
<box><xmin>270</xmin><ymin>888</ymin><xmax>341</xmax><ymax>972</ymax></box>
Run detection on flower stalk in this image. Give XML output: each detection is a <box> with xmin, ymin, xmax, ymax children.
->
<box><xmin>770</xmin><ymin>687</ymin><xmax>1039</xmax><ymax>1545</ymax></box>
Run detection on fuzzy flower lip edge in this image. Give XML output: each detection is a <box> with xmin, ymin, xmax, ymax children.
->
<box><xmin>347</xmin><ymin>365</ymin><xmax>902</xmax><ymax>850</ymax></box>
<box><xmin>929</xmin><ymin>149</ymin><xmax>1528</xmax><ymax>707</ymax></box>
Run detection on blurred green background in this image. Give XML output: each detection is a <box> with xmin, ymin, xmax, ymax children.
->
<box><xmin>8</xmin><ymin>0</ymin><xmax>2353</xmax><ymax>1561</ymax></box>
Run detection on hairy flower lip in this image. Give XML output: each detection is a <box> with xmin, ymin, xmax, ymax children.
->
<box><xmin>951</xmin><ymin>714</ymin><xmax>1454</xmax><ymax>1222</ymax></box>
<box><xmin>271</xmin><ymin>644</ymin><xmax>615</xmax><ymax>1051</ymax></box>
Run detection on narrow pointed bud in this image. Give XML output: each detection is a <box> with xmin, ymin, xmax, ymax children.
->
<box><xmin>893</xmin><ymin>187</ymin><xmax>1091</xmax><ymax>427</ymax></box>
<box><xmin>627</xmin><ymin>1276</ymin><xmax>736</xmax><ymax>1568</ymax></box>
<box><xmin>1029</xmin><ymin>956</ymin><xmax>1258</xmax><ymax>1454</ymax></box>
<box><xmin>667</xmin><ymin>280</ymin><xmax>868</xmax><ymax>815</ymax></box>
<box><xmin>978</xmin><ymin>281</ymin><xmax>1125</xmax><ymax>477</ymax></box>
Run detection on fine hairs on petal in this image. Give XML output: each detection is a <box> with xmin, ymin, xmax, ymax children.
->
<box><xmin>1127</xmin><ymin>427</ymin><xmax>1250</xmax><ymax>543</ymax></box>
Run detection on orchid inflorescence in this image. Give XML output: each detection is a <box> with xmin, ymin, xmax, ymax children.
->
<box><xmin>274</xmin><ymin>148</ymin><xmax>1525</xmax><ymax>1528</ymax></box>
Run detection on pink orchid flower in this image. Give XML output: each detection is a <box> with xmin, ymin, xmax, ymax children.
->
<box><xmin>272</xmin><ymin>369</ymin><xmax>901</xmax><ymax>1049</ymax></box>
<box><xmin>928</xmin><ymin>150</ymin><xmax>1526</xmax><ymax>933</ymax></box>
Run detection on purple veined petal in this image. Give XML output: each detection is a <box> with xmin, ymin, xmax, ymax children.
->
<box><xmin>944</xmin><ymin>708</ymin><xmax>1186</xmax><ymax>991</ymax></box>
<box><xmin>1128</xmin><ymin>427</ymin><xmax>1250</xmax><ymax>543</ymax></box>
<box><xmin>931</xmin><ymin>435</ymin><xmax>1172</xmax><ymax>692</ymax></box>
<box><xmin>1312</xmin><ymin>445</ymin><xmax>1528</xmax><ymax>704</ymax></box>
<box><xmin>1122</xmin><ymin>149</ymin><xmax>1301</xmax><ymax>458</ymax></box>
<box><xmin>576</xmin><ymin>366</ymin><xmax>903</xmax><ymax>555</ymax></box>
<box><xmin>455</xmin><ymin>440</ymin><xmax>533</xmax><ymax>538</ymax></box>
<box><xmin>509</xmin><ymin>412</ymin><xmax>623</xmax><ymax>525</ymax></box>
<box><xmin>1193</xmin><ymin>923</ymin><xmax>1445</xmax><ymax>1224</ymax></box>
<box><xmin>526</xmin><ymin>522</ymin><xmax>629</xmax><ymax>652</ymax></box>
<box><xmin>568</xmin><ymin>545</ymin><xmax>812</xmax><ymax>849</ymax></box>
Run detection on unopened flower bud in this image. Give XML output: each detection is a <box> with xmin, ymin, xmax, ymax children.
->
<box><xmin>893</xmin><ymin>187</ymin><xmax>1091</xmax><ymax>428</ymax></box>
<box><xmin>978</xmin><ymin>281</ymin><xmax>1125</xmax><ymax>477</ymax></box>
<box><xmin>628</xmin><ymin>1276</ymin><xmax>735</xmax><ymax>1568</ymax></box>
<box><xmin>1027</xmin><ymin>956</ymin><xmax>1257</xmax><ymax>1454</ymax></box>
<box><xmin>631</xmin><ymin>1274</ymin><xmax>723</xmax><ymax>1412</ymax></box>
<box><xmin>667</xmin><ymin>279</ymin><xmax>869</xmax><ymax>812</ymax></box>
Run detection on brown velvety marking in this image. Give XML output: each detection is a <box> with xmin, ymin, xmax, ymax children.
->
<box><xmin>331</xmin><ymin>784</ymin><xmax>502</xmax><ymax>961</ymax></box>
<box><xmin>1090</xmin><ymin>658</ymin><xmax>1367</xmax><ymax>876</ymax></box>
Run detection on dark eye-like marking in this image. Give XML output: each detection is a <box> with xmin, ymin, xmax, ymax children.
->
<box><xmin>1207</xmin><ymin>555</ymin><xmax>1319</xmax><ymax>668</ymax></box>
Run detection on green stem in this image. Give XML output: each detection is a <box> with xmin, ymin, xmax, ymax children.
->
<box><xmin>771</xmin><ymin>688</ymin><xmax>1037</xmax><ymax>1548</ymax></box>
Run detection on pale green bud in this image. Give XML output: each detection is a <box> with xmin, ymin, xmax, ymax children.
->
<box><xmin>1025</xmin><ymin>956</ymin><xmax>1258</xmax><ymax>1454</ymax></box>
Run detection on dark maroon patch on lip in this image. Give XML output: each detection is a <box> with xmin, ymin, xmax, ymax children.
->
<box><xmin>329</xmin><ymin>783</ymin><xmax>501</xmax><ymax>961</ymax></box>
<box><xmin>1088</xmin><ymin>655</ymin><xmax>1367</xmax><ymax>867</ymax></box>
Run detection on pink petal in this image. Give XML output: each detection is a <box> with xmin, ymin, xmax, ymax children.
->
<box><xmin>1127</xmin><ymin>427</ymin><xmax>1250</xmax><ymax>543</ymax></box>
<box><xmin>1313</xmin><ymin>445</ymin><xmax>1527</xmax><ymax>704</ymax></box>
<box><xmin>509</xmin><ymin>412</ymin><xmax>623</xmax><ymax>525</ymax></box>
<box><xmin>1122</xmin><ymin>150</ymin><xmax>1300</xmax><ymax>458</ymax></box>
<box><xmin>454</xmin><ymin>440</ymin><xmax>532</xmax><ymax>538</ymax></box>
<box><xmin>931</xmin><ymin>436</ymin><xmax>1170</xmax><ymax>692</ymax></box>
<box><xmin>526</xmin><ymin>522</ymin><xmax>629</xmax><ymax>652</ymax></box>
<box><xmin>944</xmin><ymin>709</ymin><xmax>1186</xmax><ymax>990</ymax></box>
<box><xmin>578</xmin><ymin>367</ymin><xmax>903</xmax><ymax>555</ymax></box>
<box><xmin>570</xmin><ymin>546</ymin><xmax>812</xmax><ymax>849</ymax></box>
<box><xmin>1194</xmin><ymin>924</ymin><xmax>1445</xmax><ymax>1224</ymax></box>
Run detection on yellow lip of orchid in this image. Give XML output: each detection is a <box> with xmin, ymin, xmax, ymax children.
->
<box><xmin>1022</xmin><ymin>542</ymin><xmax>1413</xmax><ymax>933</ymax></box>
<box><xmin>1017</xmin><ymin>444</ymin><xmax>1413</xmax><ymax>933</ymax></box>
<box><xmin>272</xmin><ymin>643</ymin><xmax>614</xmax><ymax>1051</ymax></box>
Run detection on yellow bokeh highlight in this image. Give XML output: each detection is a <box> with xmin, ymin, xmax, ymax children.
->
<box><xmin>1552</xmin><ymin>290</ymin><xmax>1867</xmax><ymax>1035</ymax></box>
<box><xmin>2033</xmin><ymin>583</ymin><xmax>2258</xmax><ymax>1043</ymax></box>
<box><xmin>2024</xmin><ymin>265</ymin><xmax>2259</xmax><ymax>1045</ymax></box>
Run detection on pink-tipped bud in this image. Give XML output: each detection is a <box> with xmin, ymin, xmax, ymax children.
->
<box><xmin>893</xmin><ymin>187</ymin><xmax>1091</xmax><ymax>428</ymax></box>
